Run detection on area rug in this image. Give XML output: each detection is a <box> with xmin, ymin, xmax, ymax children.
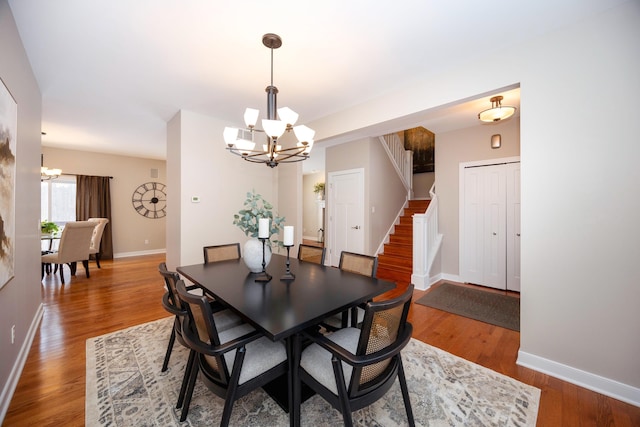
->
<box><xmin>415</xmin><ymin>283</ymin><xmax>520</xmax><ymax>331</ymax></box>
<box><xmin>86</xmin><ymin>317</ymin><xmax>539</xmax><ymax>426</ymax></box>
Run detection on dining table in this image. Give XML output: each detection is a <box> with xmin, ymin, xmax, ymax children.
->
<box><xmin>177</xmin><ymin>253</ymin><xmax>395</xmax><ymax>427</ymax></box>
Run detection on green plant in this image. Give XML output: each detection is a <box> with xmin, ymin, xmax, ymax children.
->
<box><xmin>314</xmin><ymin>182</ymin><xmax>325</xmax><ymax>194</ymax></box>
<box><xmin>40</xmin><ymin>220</ymin><xmax>59</xmax><ymax>234</ymax></box>
<box><xmin>233</xmin><ymin>190</ymin><xmax>285</xmax><ymax>247</ymax></box>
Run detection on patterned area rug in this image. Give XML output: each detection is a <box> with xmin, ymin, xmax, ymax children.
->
<box><xmin>86</xmin><ymin>317</ymin><xmax>540</xmax><ymax>426</ymax></box>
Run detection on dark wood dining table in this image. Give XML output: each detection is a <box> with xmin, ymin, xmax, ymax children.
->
<box><xmin>177</xmin><ymin>253</ymin><xmax>395</xmax><ymax>427</ymax></box>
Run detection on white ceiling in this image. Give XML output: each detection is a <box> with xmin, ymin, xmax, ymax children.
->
<box><xmin>8</xmin><ymin>0</ymin><xmax>625</xmax><ymax>164</ymax></box>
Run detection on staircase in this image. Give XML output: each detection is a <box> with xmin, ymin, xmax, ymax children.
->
<box><xmin>376</xmin><ymin>199</ymin><xmax>430</xmax><ymax>286</ymax></box>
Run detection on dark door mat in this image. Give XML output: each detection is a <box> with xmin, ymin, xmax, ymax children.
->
<box><xmin>415</xmin><ymin>283</ymin><xmax>520</xmax><ymax>331</ymax></box>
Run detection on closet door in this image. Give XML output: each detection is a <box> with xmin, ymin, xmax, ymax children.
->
<box><xmin>461</xmin><ymin>160</ymin><xmax>520</xmax><ymax>290</ymax></box>
<box><xmin>506</xmin><ymin>163</ymin><xmax>521</xmax><ymax>291</ymax></box>
<box><xmin>482</xmin><ymin>165</ymin><xmax>507</xmax><ymax>289</ymax></box>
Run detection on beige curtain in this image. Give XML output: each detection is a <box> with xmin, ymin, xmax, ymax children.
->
<box><xmin>76</xmin><ymin>175</ymin><xmax>113</xmax><ymax>259</ymax></box>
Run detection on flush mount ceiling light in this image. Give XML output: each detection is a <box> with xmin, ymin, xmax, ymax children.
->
<box><xmin>478</xmin><ymin>95</ymin><xmax>517</xmax><ymax>123</ymax></box>
<box><xmin>224</xmin><ymin>33</ymin><xmax>315</xmax><ymax>168</ymax></box>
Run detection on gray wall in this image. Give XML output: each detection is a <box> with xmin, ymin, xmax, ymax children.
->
<box><xmin>308</xmin><ymin>2</ymin><xmax>640</xmax><ymax>401</ymax></box>
<box><xmin>0</xmin><ymin>0</ymin><xmax>43</xmax><ymax>417</ymax></box>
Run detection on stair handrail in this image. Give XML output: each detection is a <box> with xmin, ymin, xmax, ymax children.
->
<box><xmin>412</xmin><ymin>183</ymin><xmax>442</xmax><ymax>290</ymax></box>
<box><xmin>378</xmin><ymin>134</ymin><xmax>413</xmax><ymax>199</ymax></box>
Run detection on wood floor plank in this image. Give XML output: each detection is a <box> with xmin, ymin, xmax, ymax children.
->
<box><xmin>3</xmin><ymin>254</ymin><xmax>639</xmax><ymax>426</ymax></box>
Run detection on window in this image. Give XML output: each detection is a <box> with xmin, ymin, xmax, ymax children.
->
<box><xmin>41</xmin><ymin>176</ymin><xmax>76</xmax><ymax>226</ymax></box>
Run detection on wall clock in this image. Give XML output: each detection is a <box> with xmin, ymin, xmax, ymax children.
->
<box><xmin>131</xmin><ymin>182</ymin><xmax>167</xmax><ymax>219</ymax></box>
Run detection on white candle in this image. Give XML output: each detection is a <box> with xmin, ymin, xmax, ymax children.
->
<box><xmin>284</xmin><ymin>226</ymin><xmax>294</xmax><ymax>246</ymax></box>
<box><xmin>258</xmin><ymin>218</ymin><xmax>269</xmax><ymax>239</ymax></box>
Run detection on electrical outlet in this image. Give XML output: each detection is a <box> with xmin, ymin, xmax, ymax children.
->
<box><xmin>11</xmin><ymin>325</ymin><xmax>15</xmax><ymax>344</ymax></box>
<box><xmin>144</xmin><ymin>239</ymin><xmax>149</xmax><ymax>245</ymax></box>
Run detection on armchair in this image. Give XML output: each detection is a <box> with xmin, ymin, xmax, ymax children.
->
<box><xmin>298</xmin><ymin>285</ymin><xmax>415</xmax><ymax>427</ymax></box>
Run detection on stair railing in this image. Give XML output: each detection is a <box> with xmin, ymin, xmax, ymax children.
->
<box><xmin>379</xmin><ymin>134</ymin><xmax>413</xmax><ymax>199</ymax></box>
<box><xmin>412</xmin><ymin>183</ymin><xmax>442</xmax><ymax>290</ymax></box>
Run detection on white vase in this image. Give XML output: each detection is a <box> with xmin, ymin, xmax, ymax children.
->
<box><xmin>243</xmin><ymin>238</ymin><xmax>272</xmax><ymax>273</ymax></box>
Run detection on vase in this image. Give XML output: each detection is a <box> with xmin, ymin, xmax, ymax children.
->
<box><xmin>243</xmin><ymin>238</ymin><xmax>272</xmax><ymax>273</ymax></box>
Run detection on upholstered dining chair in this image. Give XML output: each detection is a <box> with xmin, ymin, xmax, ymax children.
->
<box><xmin>297</xmin><ymin>243</ymin><xmax>326</xmax><ymax>265</ymax></box>
<box><xmin>298</xmin><ymin>285</ymin><xmax>415</xmax><ymax>427</ymax></box>
<box><xmin>87</xmin><ymin>218</ymin><xmax>109</xmax><ymax>268</ymax></box>
<box><xmin>175</xmin><ymin>279</ymin><xmax>288</xmax><ymax>425</ymax></box>
<box><xmin>159</xmin><ymin>263</ymin><xmax>243</xmax><ymax>410</ymax></box>
<box><xmin>41</xmin><ymin>221</ymin><xmax>95</xmax><ymax>284</ymax></box>
<box><xmin>323</xmin><ymin>251</ymin><xmax>379</xmax><ymax>330</ymax></box>
<box><xmin>203</xmin><ymin>243</ymin><xmax>241</xmax><ymax>264</ymax></box>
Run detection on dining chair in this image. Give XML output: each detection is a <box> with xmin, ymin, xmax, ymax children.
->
<box><xmin>298</xmin><ymin>285</ymin><xmax>415</xmax><ymax>427</ymax></box>
<box><xmin>158</xmin><ymin>263</ymin><xmax>243</xmax><ymax>410</ymax></box>
<box><xmin>323</xmin><ymin>251</ymin><xmax>379</xmax><ymax>330</ymax></box>
<box><xmin>87</xmin><ymin>218</ymin><xmax>109</xmax><ymax>268</ymax></box>
<box><xmin>297</xmin><ymin>243</ymin><xmax>326</xmax><ymax>265</ymax></box>
<box><xmin>175</xmin><ymin>279</ymin><xmax>288</xmax><ymax>425</ymax></box>
<box><xmin>203</xmin><ymin>243</ymin><xmax>241</xmax><ymax>264</ymax></box>
<box><xmin>41</xmin><ymin>221</ymin><xmax>95</xmax><ymax>284</ymax></box>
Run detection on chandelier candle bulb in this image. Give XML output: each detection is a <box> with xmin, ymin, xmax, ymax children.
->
<box><xmin>284</xmin><ymin>226</ymin><xmax>294</xmax><ymax>246</ymax></box>
<box><xmin>258</xmin><ymin>218</ymin><xmax>270</xmax><ymax>239</ymax></box>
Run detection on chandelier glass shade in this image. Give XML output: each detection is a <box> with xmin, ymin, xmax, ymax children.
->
<box><xmin>478</xmin><ymin>95</ymin><xmax>517</xmax><ymax>123</ymax></box>
<box><xmin>224</xmin><ymin>33</ymin><xmax>315</xmax><ymax>168</ymax></box>
<box><xmin>40</xmin><ymin>154</ymin><xmax>62</xmax><ymax>181</ymax></box>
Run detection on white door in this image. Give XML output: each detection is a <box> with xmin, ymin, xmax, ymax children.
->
<box><xmin>460</xmin><ymin>159</ymin><xmax>520</xmax><ymax>290</ymax></box>
<box><xmin>506</xmin><ymin>163</ymin><xmax>521</xmax><ymax>291</ymax></box>
<box><xmin>328</xmin><ymin>169</ymin><xmax>364</xmax><ymax>266</ymax></box>
<box><xmin>483</xmin><ymin>164</ymin><xmax>507</xmax><ymax>289</ymax></box>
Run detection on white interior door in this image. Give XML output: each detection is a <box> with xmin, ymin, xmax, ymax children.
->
<box><xmin>483</xmin><ymin>165</ymin><xmax>507</xmax><ymax>289</ymax></box>
<box><xmin>460</xmin><ymin>158</ymin><xmax>520</xmax><ymax>290</ymax></box>
<box><xmin>506</xmin><ymin>163</ymin><xmax>521</xmax><ymax>291</ymax></box>
<box><xmin>328</xmin><ymin>169</ymin><xmax>364</xmax><ymax>266</ymax></box>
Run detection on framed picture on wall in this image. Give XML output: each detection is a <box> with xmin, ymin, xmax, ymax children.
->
<box><xmin>0</xmin><ymin>77</ymin><xmax>17</xmax><ymax>289</ymax></box>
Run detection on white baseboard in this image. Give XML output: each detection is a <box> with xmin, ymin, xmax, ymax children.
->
<box><xmin>113</xmin><ymin>249</ymin><xmax>166</xmax><ymax>259</ymax></box>
<box><xmin>0</xmin><ymin>303</ymin><xmax>44</xmax><ymax>423</ymax></box>
<box><xmin>517</xmin><ymin>350</ymin><xmax>640</xmax><ymax>407</ymax></box>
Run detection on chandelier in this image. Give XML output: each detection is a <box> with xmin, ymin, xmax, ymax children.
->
<box><xmin>224</xmin><ymin>33</ymin><xmax>315</xmax><ymax>168</ymax></box>
<box><xmin>478</xmin><ymin>95</ymin><xmax>517</xmax><ymax>123</ymax></box>
<box><xmin>41</xmin><ymin>154</ymin><xmax>61</xmax><ymax>181</ymax></box>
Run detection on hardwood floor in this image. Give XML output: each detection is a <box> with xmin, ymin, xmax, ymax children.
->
<box><xmin>4</xmin><ymin>254</ymin><xmax>639</xmax><ymax>426</ymax></box>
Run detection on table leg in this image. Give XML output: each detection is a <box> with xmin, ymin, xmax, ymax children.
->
<box><xmin>288</xmin><ymin>333</ymin><xmax>301</xmax><ymax>427</ymax></box>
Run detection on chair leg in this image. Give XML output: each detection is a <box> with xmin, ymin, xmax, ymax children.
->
<box><xmin>221</xmin><ymin>346</ymin><xmax>247</xmax><ymax>427</ymax></box>
<box><xmin>180</xmin><ymin>354</ymin><xmax>200</xmax><ymax>422</ymax></box>
<box><xmin>397</xmin><ymin>357</ymin><xmax>415</xmax><ymax>427</ymax></box>
<box><xmin>332</xmin><ymin>356</ymin><xmax>353</xmax><ymax>427</ymax></box>
<box><xmin>96</xmin><ymin>253</ymin><xmax>101</xmax><ymax>268</ymax></box>
<box><xmin>83</xmin><ymin>260</ymin><xmax>90</xmax><ymax>278</ymax></box>
<box><xmin>58</xmin><ymin>264</ymin><xmax>65</xmax><ymax>284</ymax></box>
<box><xmin>177</xmin><ymin>349</ymin><xmax>196</xmax><ymax>409</ymax></box>
<box><xmin>162</xmin><ymin>328</ymin><xmax>176</xmax><ymax>372</ymax></box>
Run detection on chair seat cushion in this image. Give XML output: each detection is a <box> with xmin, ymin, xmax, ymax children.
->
<box><xmin>300</xmin><ymin>327</ymin><xmax>361</xmax><ymax>395</ymax></box>
<box><xmin>213</xmin><ymin>309</ymin><xmax>243</xmax><ymax>332</ymax></box>
<box><xmin>211</xmin><ymin>324</ymin><xmax>287</xmax><ymax>385</ymax></box>
<box><xmin>323</xmin><ymin>307</ymin><xmax>365</xmax><ymax>329</ymax></box>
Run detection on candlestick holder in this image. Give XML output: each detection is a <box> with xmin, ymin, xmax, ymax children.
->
<box><xmin>280</xmin><ymin>244</ymin><xmax>295</xmax><ymax>281</ymax></box>
<box><xmin>254</xmin><ymin>237</ymin><xmax>272</xmax><ymax>283</ymax></box>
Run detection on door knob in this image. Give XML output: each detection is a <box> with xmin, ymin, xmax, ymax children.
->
<box><xmin>492</xmin><ymin>232</ymin><xmax>497</xmax><ymax>235</ymax></box>
<box><xmin>351</xmin><ymin>225</ymin><xmax>360</xmax><ymax>230</ymax></box>
<box><xmin>517</xmin><ymin>233</ymin><xmax>521</xmax><ymax>237</ymax></box>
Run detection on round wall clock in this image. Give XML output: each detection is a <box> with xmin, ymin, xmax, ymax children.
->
<box><xmin>131</xmin><ymin>182</ymin><xmax>167</xmax><ymax>219</ymax></box>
